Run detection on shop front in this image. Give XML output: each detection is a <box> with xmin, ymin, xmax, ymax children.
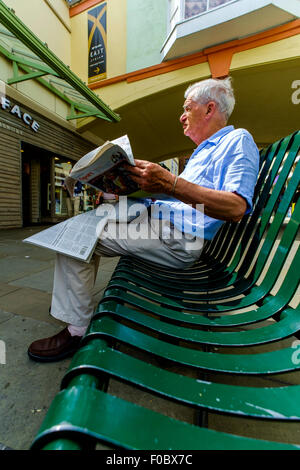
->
<box><xmin>0</xmin><ymin>95</ymin><xmax>97</xmax><ymax>228</ymax></box>
<box><xmin>0</xmin><ymin>1</ymin><xmax>120</xmax><ymax>229</ymax></box>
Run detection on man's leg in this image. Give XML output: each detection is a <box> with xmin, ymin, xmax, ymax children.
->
<box><xmin>66</xmin><ymin>197</ymin><xmax>73</xmax><ymax>218</ymax></box>
<box><xmin>73</xmin><ymin>196</ymin><xmax>80</xmax><ymax>216</ymax></box>
<box><xmin>28</xmin><ymin>212</ymin><xmax>202</xmax><ymax>362</ymax></box>
<box><xmin>27</xmin><ymin>250</ymin><xmax>113</xmax><ymax>362</ymax></box>
<box><xmin>50</xmin><ymin>253</ymin><xmax>100</xmax><ymax>327</ymax></box>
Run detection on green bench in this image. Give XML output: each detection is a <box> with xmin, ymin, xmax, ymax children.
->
<box><xmin>31</xmin><ymin>131</ymin><xmax>300</xmax><ymax>450</ymax></box>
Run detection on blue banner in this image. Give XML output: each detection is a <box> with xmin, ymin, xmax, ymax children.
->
<box><xmin>88</xmin><ymin>2</ymin><xmax>107</xmax><ymax>83</ymax></box>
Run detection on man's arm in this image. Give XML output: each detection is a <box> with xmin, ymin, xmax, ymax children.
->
<box><xmin>126</xmin><ymin>160</ymin><xmax>247</xmax><ymax>222</ymax></box>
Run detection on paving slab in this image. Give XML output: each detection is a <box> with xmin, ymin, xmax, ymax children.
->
<box><xmin>0</xmin><ymin>257</ymin><xmax>51</xmax><ymax>283</ymax></box>
<box><xmin>0</xmin><ymin>310</ymin><xmax>71</xmax><ymax>450</ymax></box>
<box><xmin>0</xmin><ymin>243</ymin><xmax>34</xmax><ymax>258</ymax></box>
<box><xmin>0</xmin><ymin>309</ymin><xmax>14</xmax><ymax>324</ymax></box>
<box><xmin>0</xmin><ymin>282</ymin><xmax>20</xmax><ymax>298</ymax></box>
<box><xmin>0</xmin><ymin>226</ymin><xmax>49</xmax><ymax>241</ymax></box>
<box><xmin>9</xmin><ymin>268</ymin><xmax>55</xmax><ymax>293</ymax></box>
<box><xmin>0</xmin><ymin>287</ymin><xmax>53</xmax><ymax>323</ymax></box>
<box><xmin>17</xmin><ymin>247</ymin><xmax>55</xmax><ymax>262</ymax></box>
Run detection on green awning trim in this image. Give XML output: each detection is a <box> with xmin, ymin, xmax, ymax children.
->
<box><xmin>0</xmin><ymin>0</ymin><xmax>120</xmax><ymax>123</ymax></box>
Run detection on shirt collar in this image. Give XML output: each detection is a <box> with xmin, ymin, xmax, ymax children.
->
<box><xmin>191</xmin><ymin>125</ymin><xmax>235</xmax><ymax>156</ymax></box>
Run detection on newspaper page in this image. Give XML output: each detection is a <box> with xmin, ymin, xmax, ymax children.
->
<box><xmin>23</xmin><ymin>198</ymin><xmax>149</xmax><ymax>262</ymax></box>
<box><xmin>69</xmin><ymin>135</ymin><xmax>138</xmax><ymax>195</ymax></box>
<box><xmin>70</xmin><ymin>144</ymin><xmax>128</xmax><ymax>182</ymax></box>
<box><xmin>70</xmin><ymin>135</ymin><xmax>134</xmax><ymax>179</ymax></box>
<box><xmin>23</xmin><ymin>210</ymin><xmax>102</xmax><ymax>263</ymax></box>
<box><xmin>111</xmin><ymin>135</ymin><xmax>134</xmax><ymax>163</ymax></box>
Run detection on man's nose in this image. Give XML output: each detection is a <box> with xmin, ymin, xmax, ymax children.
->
<box><xmin>180</xmin><ymin>112</ymin><xmax>186</xmax><ymax>123</ymax></box>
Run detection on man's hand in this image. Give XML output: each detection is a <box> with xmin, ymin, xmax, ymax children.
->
<box><xmin>125</xmin><ymin>160</ymin><xmax>176</xmax><ymax>194</ymax></box>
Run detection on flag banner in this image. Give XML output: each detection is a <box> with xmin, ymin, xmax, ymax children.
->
<box><xmin>88</xmin><ymin>2</ymin><xmax>107</xmax><ymax>84</ymax></box>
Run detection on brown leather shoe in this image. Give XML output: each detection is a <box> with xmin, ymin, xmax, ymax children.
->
<box><xmin>28</xmin><ymin>327</ymin><xmax>82</xmax><ymax>362</ymax></box>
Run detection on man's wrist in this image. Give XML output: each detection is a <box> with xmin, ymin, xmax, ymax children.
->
<box><xmin>171</xmin><ymin>175</ymin><xmax>178</xmax><ymax>195</ymax></box>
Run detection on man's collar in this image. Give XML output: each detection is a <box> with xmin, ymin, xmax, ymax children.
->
<box><xmin>206</xmin><ymin>125</ymin><xmax>235</xmax><ymax>145</ymax></box>
<box><xmin>191</xmin><ymin>125</ymin><xmax>235</xmax><ymax>156</ymax></box>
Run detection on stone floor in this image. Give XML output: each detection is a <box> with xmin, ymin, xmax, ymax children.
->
<box><xmin>0</xmin><ymin>225</ymin><xmax>119</xmax><ymax>450</ymax></box>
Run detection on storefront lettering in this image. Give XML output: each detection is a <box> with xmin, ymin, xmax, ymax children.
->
<box><xmin>0</xmin><ymin>97</ymin><xmax>40</xmax><ymax>132</ymax></box>
<box><xmin>0</xmin><ymin>120</ymin><xmax>23</xmax><ymax>135</ymax></box>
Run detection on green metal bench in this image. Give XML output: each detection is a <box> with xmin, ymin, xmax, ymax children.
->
<box><xmin>31</xmin><ymin>131</ymin><xmax>300</xmax><ymax>450</ymax></box>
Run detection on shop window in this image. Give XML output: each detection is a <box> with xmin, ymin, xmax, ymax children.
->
<box><xmin>21</xmin><ymin>142</ymin><xmax>98</xmax><ymax>226</ymax></box>
<box><xmin>54</xmin><ymin>158</ymin><xmax>97</xmax><ymax>217</ymax></box>
<box><xmin>54</xmin><ymin>159</ymin><xmax>72</xmax><ymax>216</ymax></box>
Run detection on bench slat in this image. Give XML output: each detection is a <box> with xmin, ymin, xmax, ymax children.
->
<box><xmin>31</xmin><ymin>131</ymin><xmax>300</xmax><ymax>450</ymax></box>
<box><xmin>32</xmin><ymin>386</ymin><xmax>300</xmax><ymax>450</ymax></box>
<box><xmin>62</xmin><ymin>343</ymin><xmax>300</xmax><ymax>420</ymax></box>
<box><xmin>83</xmin><ymin>317</ymin><xmax>300</xmax><ymax>375</ymax></box>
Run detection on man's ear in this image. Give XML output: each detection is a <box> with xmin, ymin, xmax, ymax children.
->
<box><xmin>206</xmin><ymin>101</ymin><xmax>215</xmax><ymax>115</ymax></box>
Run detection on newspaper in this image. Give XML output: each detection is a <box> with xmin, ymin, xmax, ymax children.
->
<box><xmin>23</xmin><ymin>210</ymin><xmax>101</xmax><ymax>263</ymax></box>
<box><xmin>66</xmin><ymin>134</ymin><xmax>140</xmax><ymax>196</ymax></box>
<box><xmin>23</xmin><ymin>198</ymin><xmax>149</xmax><ymax>262</ymax></box>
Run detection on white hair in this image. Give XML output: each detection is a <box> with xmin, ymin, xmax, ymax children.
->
<box><xmin>184</xmin><ymin>77</ymin><xmax>235</xmax><ymax>121</ymax></box>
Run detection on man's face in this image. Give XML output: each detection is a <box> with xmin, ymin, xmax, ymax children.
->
<box><xmin>179</xmin><ymin>96</ymin><xmax>207</xmax><ymax>145</ymax></box>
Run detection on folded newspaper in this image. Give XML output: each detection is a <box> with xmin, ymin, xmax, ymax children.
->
<box><xmin>24</xmin><ymin>209</ymin><xmax>101</xmax><ymax>263</ymax></box>
<box><xmin>23</xmin><ymin>198</ymin><xmax>149</xmax><ymax>263</ymax></box>
<box><xmin>23</xmin><ymin>135</ymin><xmax>150</xmax><ymax>262</ymax></box>
<box><xmin>64</xmin><ymin>135</ymin><xmax>145</xmax><ymax>197</ymax></box>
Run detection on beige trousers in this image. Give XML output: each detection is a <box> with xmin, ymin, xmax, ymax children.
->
<box><xmin>50</xmin><ymin>211</ymin><xmax>204</xmax><ymax>327</ymax></box>
<box><xmin>66</xmin><ymin>196</ymin><xmax>81</xmax><ymax>217</ymax></box>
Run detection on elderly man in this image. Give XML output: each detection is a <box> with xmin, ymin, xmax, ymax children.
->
<box><xmin>28</xmin><ymin>77</ymin><xmax>259</xmax><ymax>362</ymax></box>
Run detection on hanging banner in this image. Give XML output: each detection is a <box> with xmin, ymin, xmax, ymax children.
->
<box><xmin>88</xmin><ymin>2</ymin><xmax>107</xmax><ymax>84</ymax></box>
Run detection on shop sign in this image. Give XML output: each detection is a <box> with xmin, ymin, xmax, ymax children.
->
<box><xmin>0</xmin><ymin>96</ymin><xmax>40</xmax><ymax>132</ymax></box>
